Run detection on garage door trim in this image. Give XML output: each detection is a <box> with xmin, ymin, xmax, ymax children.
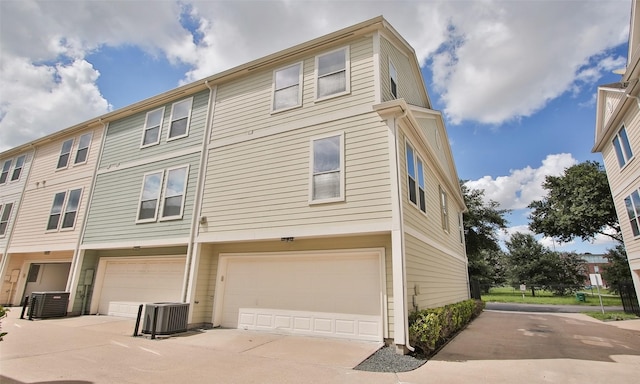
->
<box><xmin>212</xmin><ymin>248</ymin><xmax>387</xmax><ymax>340</ymax></box>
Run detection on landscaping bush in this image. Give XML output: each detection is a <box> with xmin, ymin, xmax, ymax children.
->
<box><xmin>408</xmin><ymin>299</ymin><xmax>484</xmax><ymax>356</ymax></box>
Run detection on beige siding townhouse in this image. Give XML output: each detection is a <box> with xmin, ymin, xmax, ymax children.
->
<box><xmin>0</xmin><ymin>122</ymin><xmax>104</xmax><ymax>306</ymax></box>
<box><xmin>189</xmin><ymin>17</ymin><xmax>468</xmax><ymax>352</ymax></box>
<box><xmin>594</xmin><ymin>0</ymin><xmax>640</xmax><ymax>309</ymax></box>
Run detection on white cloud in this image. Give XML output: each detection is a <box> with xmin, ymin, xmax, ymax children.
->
<box><xmin>465</xmin><ymin>153</ymin><xmax>578</xmax><ymax>210</ymax></box>
<box><xmin>0</xmin><ymin>0</ymin><xmax>631</xmax><ymax>149</ymax></box>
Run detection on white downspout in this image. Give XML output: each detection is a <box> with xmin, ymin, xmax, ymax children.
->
<box><xmin>181</xmin><ymin>80</ymin><xmax>216</xmax><ymax>306</ymax></box>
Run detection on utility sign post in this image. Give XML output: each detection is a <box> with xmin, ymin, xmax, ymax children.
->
<box><xmin>520</xmin><ymin>284</ymin><xmax>526</xmax><ymax>299</ymax></box>
<box><xmin>589</xmin><ymin>266</ymin><xmax>605</xmax><ymax>314</ymax></box>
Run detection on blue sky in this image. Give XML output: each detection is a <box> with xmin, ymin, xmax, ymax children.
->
<box><xmin>0</xmin><ymin>0</ymin><xmax>632</xmax><ymax>254</ymax></box>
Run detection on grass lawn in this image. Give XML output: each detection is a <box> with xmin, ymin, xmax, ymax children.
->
<box><xmin>481</xmin><ymin>286</ymin><xmax>623</xmax><ymax>306</ymax></box>
<box><xmin>582</xmin><ymin>311</ymin><xmax>639</xmax><ymax>321</ymax></box>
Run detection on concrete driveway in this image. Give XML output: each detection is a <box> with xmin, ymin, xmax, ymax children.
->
<box><xmin>1</xmin><ymin>308</ymin><xmax>639</xmax><ymax>383</ymax></box>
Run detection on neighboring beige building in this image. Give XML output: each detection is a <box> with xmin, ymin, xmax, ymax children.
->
<box><xmin>594</xmin><ymin>1</ymin><xmax>640</xmax><ymax>310</ymax></box>
<box><xmin>0</xmin><ymin>122</ymin><xmax>104</xmax><ymax>306</ymax></box>
<box><xmin>0</xmin><ymin>17</ymin><xmax>469</xmax><ymax>353</ymax></box>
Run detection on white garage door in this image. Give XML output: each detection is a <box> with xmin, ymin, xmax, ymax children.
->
<box><xmin>96</xmin><ymin>258</ymin><xmax>185</xmax><ymax>317</ymax></box>
<box><xmin>218</xmin><ymin>251</ymin><xmax>383</xmax><ymax>341</ymax></box>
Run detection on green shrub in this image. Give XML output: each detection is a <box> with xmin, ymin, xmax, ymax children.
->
<box><xmin>408</xmin><ymin>299</ymin><xmax>484</xmax><ymax>356</ymax></box>
<box><xmin>0</xmin><ymin>306</ymin><xmax>8</xmax><ymax>341</ymax></box>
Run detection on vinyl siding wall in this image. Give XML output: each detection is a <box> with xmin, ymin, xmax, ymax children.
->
<box><xmin>9</xmin><ymin>127</ymin><xmax>103</xmax><ymax>252</ymax></box>
<box><xmin>379</xmin><ymin>36</ymin><xmax>426</xmax><ymax>107</ymax></box>
<box><xmin>99</xmin><ymin>90</ymin><xmax>210</xmax><ymax>169</ymax></box>
<box><xmin>602</xmin><ymin>101</ymin><xmax>640</xmax><ymax>267</ymax></box>
<box><xmin>210</xmin><ymin>36</ymin><xmax>375</xmax><ymax>143</ymax></box>
<box><xmin>192</xmin><ymin>235</ymin><xmax>394</xmax><ymax>338</ymax></box>
<box><xmin>405</xmin><ymin>233</ymin><xmax>468</xmax><ymax>309</ymax></box>
<box><xmin>0</xmin><ymin>150</ymin><xmax>34</xmax><ymax>252</ymax></box>
<box><xmin>82</xmin><ymin>152</ymin><xmax>200</xmax><ymax>245</ymax></box>
<box><xmin>201</xmin><ymin>113</ymin><xmax>392</xmax><ymax>235</ymax></box>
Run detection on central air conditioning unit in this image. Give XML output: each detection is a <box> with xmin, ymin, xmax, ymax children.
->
<box><xmin>142</xmin><ymin>302</ymin><xmax>189</xmax><ymax>335</ymax></box>
<box><xmin>28</xmin><ymin>291</ymin><xmax>70</xmax><ymax>319</ymax></box>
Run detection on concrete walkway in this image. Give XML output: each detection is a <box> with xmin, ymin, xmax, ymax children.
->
<box><xmin>1</xmin><ymin>308</ymin><xmax>639</xmax><ymax>383</ymax></box>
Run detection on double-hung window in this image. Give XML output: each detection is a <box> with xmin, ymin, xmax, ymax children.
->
<box><xmin>273</xmin><ymin>62</ymin><xmax>303</xmax><ymax>111</ymax></box>
<box><xmin>136</xmin><ymin>165</ymin><xmax>189</xmax><ymax>223</ymax></box>
<box><xmin>440</xmin><ymin>186</ymin><xmax>449</xmax><ymax>232</ymax></box>
<box><xmin>624</xmin><ymin>189</ymin><xmax>640</xmax><ymax>237</ymax></box>
<box><xmin>141</xmin><ymin>107</ymin><xmax>164</xmax><ymax>148</ymax></box>
<box><xmin>57</xmin><ymin>139</ymin><xmax>74</xmax><ymax>169</ymax></box>
<box><xmin>167</xmin><ymin>98</ymin><xmax>193</xmax><ymax>140</ymax></box>
<box><xmin>316</xmin><ymin>47</ymin><xmax>349</xmax><ymax>99</ymax></box>
<box><xmin>0</xmin><ymin>203</ymin><xmax>13</xmax><ymax>236</ymax></box>
<box><xmin>389</xmin><ymin>60</ymin><xmax>398</xmax><ymax>99</ymax></box>
<box><xmin>0</xmin><ymin>159</ymin><xmax>12</xmax><ymax>184</ymax></box>
<box><xmin>74</xmin><ymin>132</ymin><xmax>92</xmax><ymax>164</ymax></box>
<box><xmin>613</xmin><ymin>125</ymin><xmax>633</xmax><ymax>168</ymax></box>
<box><xmin>406</xmin><ymin>142</ymin><xmax>426</xmax><ymax>212</ymax></box>
<box><xmin>311</xmin><ymin>133</ymin><xmax>344</xmax><ymax>203</ymax></box>
<box><xmin>46</xmin><ymin>188</ymin><xmax>82</xmax><ymax>231</ymax></box>
<box><xmin>10</xmin><ymin>155</ymin><xmax>25</xmax><ymax>181</ymax></box>
<box><xmin>161</xmin><ymin>166</ymin><xmax>189</xmax><ymax>219</ymax></box>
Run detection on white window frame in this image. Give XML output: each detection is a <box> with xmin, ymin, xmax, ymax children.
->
<box><xmin>10</xmin><ymin>154</ymin><xmax>26</xmax><ymax>182</ymax></box>
<box><xmin>389</xmin><ymin>59</ymin><xmax>398</xmax><ymax>99</ymax></box>
<box><xmin>166</xmin><ymin>98</ymin><xmax>193</xmax><ymax>141</ymax></box>
<box><xmin>159</xmin><ymin>165</ymin><xmax>190</xmax><ymax>221</ymax></box>
<box><xmin>136</xmin><ymin>170</ymin><xmax>165</xmax><ymax>223</ymax></box>
<box><xmin>405</xmin><ymin>141</ymin><xmax>426</xmax><ymax>214</ymax></box>
<box><xmin>309</xmin><ymin>132</ymin><xmax>345</xmax><ymax>204</ymax></box>
<box><xmin>315</xmin><ymin>46</ymin><xmax>350</xmax><ymax>101</ymax></box>
<box><xmin>458</xmin><ymin>212</ymin><xmax>465</xmax><ymax>244</ymax></box>
<box><xmin>140</xmin><ymin>107</ymin><xmax>165</xmax><ymax>148</ymax></box>
<box><xmin>0</xmin><ymin>159</ymin><xmax>13</xmax><ymax>185</ymax></box>
<box><xmin>74</xmin><ymin>132</ymin><xmax>93</xmax><ymax>165</ymax></box>
<box><xmin>272</xmin><ymin>62</ymin><xmax>303</xmax><ymax>113</ymax></box>
<box><xmin>0</xmin><ymin>202</ymin><xmax>13</xmax><ymax>237</ymax></box>
<box><xmin>624</xmin><ymin>189</ymin><xmax>640</xmax><ymax>237</ymax></box>
<box><xmin>613</xmin><ymin>125</ymin><xmax>634</xmax><ymax>168</ymax></box>
<box><xmin>57</xmin><ymin>139</ymin><xmax>74</xmax><ymax>170</ymax></box>
<box><xmin>45</xmin><ymin>188</ymin><xmax>82</xmax><ymax>232</ymax></box>
<box><xmin>440</xmin><ymin>186</ymin><xmax>449</xmax><ymax>232</ymax></box>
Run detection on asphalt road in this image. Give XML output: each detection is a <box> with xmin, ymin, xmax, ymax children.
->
<box><xmin>485</xmin><ymin>302</ymin><xmax>625</xmax><ymax>313</ymax></box>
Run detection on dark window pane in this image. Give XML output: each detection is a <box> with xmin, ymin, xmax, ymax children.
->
<box><xmin>631</xmin><ymin>219</ymin><xmax>640</xmax><ymax>237</ymax></box>
<box><xmin>408</xmin><ymin>177</ymin><xmax>417</xmax><ymax>204</ymax></box>
<box><xmin>57</xmin><ymin>153</ymin><xmax>70</xmax><ymax>169</ymax></box>
<box><xmin>318</xmin><ymin>49</ymin><xmax>345</xmax><ymax>76</ymax></box>
<box><xmin>11</xmin><ymin>167</ymin><xmax>21</xmax><ymax>181</ymax></box>
<box><xmin>620</xmin><ymin>127</ymin><xmax>633</xmax><ymax>160</ymax></box>
<box><xmin>47</xmin><ymin>214</ymin><xmax>61</xmax><ymax>230</ymax></box>
<box><xmin>27</xmin><ymin>265</ymin><xmax>40</xmax><ymax>283</ymax></box>
<box><xmin>169</xmin><ymin>118</ymin><xmax>188</xmax><ymax>138</ymax></box>
<box><xmin>0</xmin><ymin>222</ymin><xmax>6</xmax><ymax>235</ymax></box>
<box><xmin>613</xmin><ymin>136</ymin><xmax>626</xmax><ymax>167</ymax></box>
<box><xmin>61</xmin><ymin>211</ymin><xmax>77</xmax><ymax>229</ymax></box>
<box><xmin>75</xmin><ymin>148</ymin><xmax>88</xmax><ymax>164</ymax></box>
<box><xmin>143</xmin><ymin>126</ymin><xmax>160</xmax><ymax>146</ymax></box>
<box><xmin>139</xmin><ymin>200</ymin><xmax>157</xmax><ymax>220</ymax></box>
<box><xmin>162</xmin><ymin>196</ymin><xmax>183</xmax><ymax>217</ymax></box>
<box><xmin>419</xmin><ymin>188</ymin><xmax>426</xmax><ymax>212</ymax></box>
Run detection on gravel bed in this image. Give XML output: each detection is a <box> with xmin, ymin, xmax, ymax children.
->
<box><xmin>354</xmin><ymin>345</ymin><xmax>427</xmax><ymax>372</ymax></box>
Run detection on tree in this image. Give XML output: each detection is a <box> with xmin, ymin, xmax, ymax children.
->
<box><xmin>460</xmin><ymin>181</ymin><xmax>510</xmax><ymax>288</ymax></box>
<box><xmin>505</xmin><ymin>233</ymin><xmax>554</xmax><ymax>296</ymax></box>
<box><xmin>602</xmin><ymin>244</ymin><xmax>633</xmax><ymax>293</ymax></box>
<box><xmin>528</xmin><ymin>161</ymin><xmax>621</xmax><ymax>243</ymax></box>
<box><xmin>505</xmin><ymin>233</ymin><xmax>586</xmax><ymax>296</ymax></box>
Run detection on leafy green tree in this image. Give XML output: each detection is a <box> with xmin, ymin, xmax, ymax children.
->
<box><xmin>528</xmin><ymin>161</ymin><xmax>621</xmax><ymax>243</ymax></box>
<box><xmin>506</xmin><ymin>233</ymin><xmax>555</xmax><ymax>296</ymax></box>
<box><xmin>505</xmin><ymin>233</ymin><xmax>587</xmax><ymax>296</ymax></box>
<box><xmin>602</xmin><ymin>245</ymin><xmax>633</xmax><ymax>293</ymax></box>
<box><xmin>460</xmin><ymin>181</ymin><xmax>510</xmax><ymax>288</ymax></box>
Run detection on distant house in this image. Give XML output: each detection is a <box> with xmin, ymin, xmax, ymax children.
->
<box><xmin>580</xmin><ymin>253</ymin><xmax>610</xmax><ymax>287</ymax></box>
<box><xmin>593</xmin><ymin>1</ymin><xmax>640</xmax><ymax>309</ymax></box>
<box><xmin>0</xmin><ymin>17</ymin><xmax>469</xmax><ymax>353</ymax></box>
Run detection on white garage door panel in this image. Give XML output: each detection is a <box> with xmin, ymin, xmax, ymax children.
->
<box><xmin>98</xmin><ymin>258</ymin><xmax>185</xmax><ymax>317</ymax></box>
<box><xmin>238</xmin><ymin>308</ymin><xmax>381</xmax><ymax>341</ymax></box>
<box><xmin>221</xmin><ymin>252</ymin><xmax>382</xmax><ymax>341</ymax></box>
